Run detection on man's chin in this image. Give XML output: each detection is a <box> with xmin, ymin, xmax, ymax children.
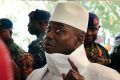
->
<box><xmin>45</xmin><ymin>48</ymin><xmax>53</xmax><ymax>54</ymax></box>
<box><xmin>28</xmin><ymin>29</ymin><xmax>35</xmax><ymax>34</ymax></box>
<box><xmin>84</xmin><ymin>40</ymin><xmax>92</xmax><ymax>44</ymax></box>
<box><xmin>45</xmin><ymin>48</ymin><xmax>59</xmax><ymax>54</ymax></box>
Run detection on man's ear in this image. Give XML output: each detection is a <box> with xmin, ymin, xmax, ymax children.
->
<box><xmin>77</xmin><ymin>32</ymin><xmax>85</xmax><ymax>45</ymax></box>
<box><xmin>9</xmin><ymin>30</ymin><xmax>12</xmax><ymax>36</ymax></box>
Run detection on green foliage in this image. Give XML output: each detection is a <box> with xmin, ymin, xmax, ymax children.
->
<box><xmin>82</xmin><ymin>0</ymin><xmax>120</xmax><ymax>35</ymax></box>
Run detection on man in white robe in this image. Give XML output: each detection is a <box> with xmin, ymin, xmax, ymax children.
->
<box><xmin>27</xmin><ymin>2</ymin><xmax>120</xmax><ymax>80</ymax></box>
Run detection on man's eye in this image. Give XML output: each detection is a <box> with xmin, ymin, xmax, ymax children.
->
<box><xmin>56</xmin><ymin>29</ymin><xmax>62</xmax><ymax>34</ymax></box>
<box><xmin>56</xmin><ymin>29</ymin><xmax>60</xmax><ymax>33</ymax></box>
<box><xmin>46</xmin><ymin>26</ymin><xmax>51</xmax><ymax>33</ymax></box>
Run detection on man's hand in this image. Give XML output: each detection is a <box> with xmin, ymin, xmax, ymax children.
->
<box><xmin>62</xmin><ymin>58</ymin><xmax>85</xmax><ymax>80</ymax></box>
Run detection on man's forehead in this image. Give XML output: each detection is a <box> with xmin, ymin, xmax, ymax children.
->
<box><xmin>93</xmin><ymin>17</ymin><xmax>99</xmax><ymax>26</ymax></box>
<box><xmin>49</xmin><ymin>21</ymin><xmax>73</xmax><ymax>28</ymax></box>
<box><xmin>30</xmin><ymin>19</ymin><xmax>46</xmax><ymax>23</ymax></box>
<box><xmin>49</xmin><ymin>21</ymin><xmax>65</xmax><ymax>28</ymax></box>
<box><xmin>88</xmin><ymin>25</ymin><xmax>100</xmax><ymax>30</ymax></box>
<box><xmin>0</xmin><ymin>27</ymin><xmax>8</xmax><ymax>30</ymax></box>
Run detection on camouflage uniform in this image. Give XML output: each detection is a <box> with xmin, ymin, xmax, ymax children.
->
<box><xmin>5</xmin><ymin>38</ymin><xmax>24</xmax><ymax>62</ymax></box>
<box><xmin>85</xmin><ymin>13</ymin><xmax>111</xmax><ymax>66</ymax></box>
<box><xmin>28</xmin><ymin>32</ymin><xmax>46</xmax><ymax>69</ymax></box>
<box><xmin>85</xmin><ymin>43</ymin><xmax>111</xmax><ymax>66</ymax></box>
<box><xmin>0</xmin><ymin>18</ymin><xmax>24</xmax><ymax>62</ymax></box>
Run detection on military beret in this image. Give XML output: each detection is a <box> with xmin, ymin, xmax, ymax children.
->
<box><xmin>29</xmin><ymin>9</ymin><xmax>51</xmax><ymax>21</ymax></box>
<box><xmin>0</xmin><ymin>18</ymin><xmax>13</xmax><ymax>29</ymax></box>
<box><xmin>88</xmin><ymin>13</ymin><xmax>99</xmax><ymax>28</ymax></box>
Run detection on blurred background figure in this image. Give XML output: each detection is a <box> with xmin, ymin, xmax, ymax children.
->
<box><xmin>28</xmin><ymin>9</ymin><xmax>51</xmax><ymax>69</ymax></box>
<box><xmin>109</xmin><ymin>32</ymin><xmax>120</xmax><ymax>73</ymax></box>
<box><xmin>16</xmin><ymin>53</ymin><xmax>34</xmax><ymax>80</ymax></box>
<box><xmin>0</xmin><ymin>18</ymin><xmax>25</xmax><ymax>80</ymax></box>
<box><xmin>84</xmin><ymin>13</ymin><xmax>111</xmax><ymax>66</ymax></box>
<box><xmin>0</xmin><ymin>18</ymin><xmax>24</xmax><ymax>63</ymax></box>
<box><xmin>0</xmin><ymin>38</ymin><xmax>13</xmax><ymax>80</ymax></box>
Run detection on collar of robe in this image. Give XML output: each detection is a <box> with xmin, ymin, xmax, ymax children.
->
<box><xmin>45</xmin><ymin>44</ymin><xmax>90</xmax><ymax>76</ymax></box>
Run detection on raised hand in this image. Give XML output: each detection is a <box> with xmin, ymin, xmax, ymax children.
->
<box><xmin>62</xmin><ymin>58</ymin><xmax>85</xmax><ymax>80</ymax></box>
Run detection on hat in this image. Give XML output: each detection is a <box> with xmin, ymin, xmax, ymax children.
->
<box><xmin>88</xmin><ymin>13</ymin><xmax>99</xmax><ymax>28</ymax></box>
<box><xmin>29</xmin><ymin>9</ymin><xmax>51</xmax><ymax>21</ymax></box>
<box><xmin>0</xmin><ymin>18</ymin><xmax>13</xmax><ymax>29</ymax></box>
<box><xmin>50</xmin><ymin>3</ymin><xmax>88</xmax><ymax>32</ymax></box>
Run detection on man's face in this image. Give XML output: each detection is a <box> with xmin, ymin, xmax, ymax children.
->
<box><xmin>0</xmin><ymin>28</ymin><xmax>11</xmax><ymax>41</ymax></box>
<box><xmin>85</xmin><ymin>25</ymin><xmax>100</xmax><ymax>43</ymax></box>
<box><xmin>44</xmin><ymin>21</ymin><xmax>79</xmax><ymax>55</ymax></box>
<box><xmin>28</xmin><ymin>20</ymin><xmax>48</xmax><ymax>35</ymax></box>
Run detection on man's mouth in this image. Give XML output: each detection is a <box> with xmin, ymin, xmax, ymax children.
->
<box><xmin>45</xmin><ymin>41</ymin><xmax>55</xmax><ymax>48</ymax></box>
<box><xmin>86</xmin><ymin>37</ymin><xmax>92</xmax><ymax>40</ymax></box>
<box><xmin>45</xmin><ymin>43</ymin><xmax>54</xmax><ymax>47</ymax></box>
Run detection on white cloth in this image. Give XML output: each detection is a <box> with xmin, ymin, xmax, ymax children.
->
<box><xmin>27</xmin><ymin>44</ymin><xmax>120</xmax><ymax>80</ymax></box>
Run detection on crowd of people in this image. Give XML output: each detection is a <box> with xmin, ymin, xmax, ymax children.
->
<box><xmin>0</xmin><ymin>2</ymin><xmax>120</xmax><ymax>80</ymax></box>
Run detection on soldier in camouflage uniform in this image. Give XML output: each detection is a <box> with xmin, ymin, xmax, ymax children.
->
<box><xmin>0</xmin><ymin>18</ymin><xmax>24</xmax><ymax>62</ymax></box>
<box><xmin>84</xmin><ymin>13</ymin><xmax>111</xmax><ymax>66</ymax></box>
<box><xmin>28</xmin><ymin>9</ymin><xmax>51</xmax><ymax>69</ymax></box>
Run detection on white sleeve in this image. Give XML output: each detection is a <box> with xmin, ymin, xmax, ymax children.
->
<box><xmin>85</xmin><ymin>63</ymin><xmax>120</xmax><ymax>80</ymax></box>
<box><xmin>26</xmin><ymin>69</ymin><xmax>42</xmax><ymax>80</ymax></box>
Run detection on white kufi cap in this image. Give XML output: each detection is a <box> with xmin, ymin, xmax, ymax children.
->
<box><xmin>51</xmin><ymin>3</ymin><xmax>88</xmax><ymax>32</ymax></box>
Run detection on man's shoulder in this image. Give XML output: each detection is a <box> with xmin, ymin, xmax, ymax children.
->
<box><xmin>29</xmin><ymin>39</ymin><xmax>39</xmax><ymax>45</ymax></box>
<box><xmin>29</xmin><ymin>39</ymin><xmax>43</xmax><ymax>47</ymax></box>
<box><xmin>97</xmin><ymin>43</ymin><xmax>105</xmax><ymax>48</ymax></box>
<box><xmin>97</xmin><ymin>43</ymin><xmax>108</xmax><ymax>52</ymax></box>
<box><xmin>7</xmin><ymin>40</ymin><xmax>24</xmax><ymax>53</ymax></box>
<box><xmin>86</xmin><ymin>63</ymin><xmax>120</xmax><ymax>80</ymax></box>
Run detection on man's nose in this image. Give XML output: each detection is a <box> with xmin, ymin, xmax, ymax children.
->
<box><xmin>28</xmin><ymin>23</ymin><xmax>32</xmax><ymax>27</ymax></box>
<box><xmin>87</xmin><ymin>30</ymin><xmax>92</xmax><ymax>35</ymax></box>
<box><xmin>46</xmin><ymin>31</ymin><xmax>54</xmax><ymax>40</ymax></box>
